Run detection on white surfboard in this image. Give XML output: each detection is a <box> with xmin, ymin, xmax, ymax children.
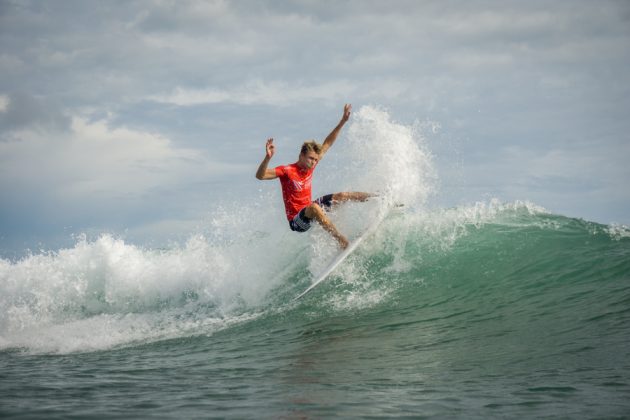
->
<box><xmin>294</xmin><ymin>205</ymin><xmax>392</xmax><ymax>300</ymax></box>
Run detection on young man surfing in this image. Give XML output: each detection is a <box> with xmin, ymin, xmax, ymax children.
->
<box><xmin>255</xmin><ymin>104</ymin><xmax>373</xmax><ymax>249</ymax></box>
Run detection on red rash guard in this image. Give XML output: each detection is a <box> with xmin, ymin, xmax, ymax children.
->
<box><xmin>275</xmin><ymin>163</ymin><xmax>316</xmax><ymax>221</ymax></box>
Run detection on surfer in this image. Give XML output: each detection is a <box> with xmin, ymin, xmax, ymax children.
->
<box><xmin>255</xmin><ymin>104</ymin><xmax>372</xmax><ymax>249</ymax></box>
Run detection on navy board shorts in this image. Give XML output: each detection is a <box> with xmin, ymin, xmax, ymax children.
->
<box><xmin>289</xmin><ymin>194</ymin><xmax>334</xmax><ymax>232</ymax></box>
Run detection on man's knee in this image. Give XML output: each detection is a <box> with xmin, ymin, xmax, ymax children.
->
<box><xmin>305</xmin><ymin>202</ymin><xmax>324</xmax><ymax>219</ymax></box>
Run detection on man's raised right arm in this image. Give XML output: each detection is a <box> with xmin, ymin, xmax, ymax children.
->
<box><xmin>255</xmin><ymin>138</ymin><xmax>278</xmax><ymax>180</ymax></box>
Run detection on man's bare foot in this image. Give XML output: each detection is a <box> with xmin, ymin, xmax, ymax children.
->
<box><xmin>338</xmin><ymin>236</ymin><xmax>349</xmax><ymax>250</ymax></box>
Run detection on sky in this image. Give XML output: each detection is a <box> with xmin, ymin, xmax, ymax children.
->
<box><xmin>1</xmin><ymin>0</ymin><xmax>629</xmax><ymax>255</ymax></box>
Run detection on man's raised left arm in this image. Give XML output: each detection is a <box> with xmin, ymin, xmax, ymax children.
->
<box><xmin>319</xmin><ymin>104</ymin><xmax>351</xmax><ymax>158</ymax></box>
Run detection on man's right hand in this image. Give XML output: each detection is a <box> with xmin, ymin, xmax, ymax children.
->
<box><xmin>256</xmin><ymin>138</ymin><xmax>278</xmax><ymax>180</ymax></box>
<box><xmin>266</xmin><ymin>138</ymin><xmax>275</xmax><ymax>159</ymax></box>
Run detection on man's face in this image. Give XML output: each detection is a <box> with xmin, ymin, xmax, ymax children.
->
<box><xmin>298</xmin><ymin>151</ymin><xmax>319</xmax><ymax>170</ymax></box>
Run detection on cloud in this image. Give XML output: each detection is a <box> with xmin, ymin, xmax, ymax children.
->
<box><xmin>0</xmin><ymin>94</ymin><xmax>8</xmax><ymax>112</ymax></box>
<box><xmin>0</xmin><ymin>115</ymin><xmax>238</xmax><ymax>195</ymax></box>
<box><xmin>0</xmin><ymin>114</ymin><xmax>244</xmax><ymax>233</ymax></box>
<box><xmin>0</xmin><ymin>93</ymin><xmax>70</xmax><ymax>132</ymax></box>
<box><xmin>149</xmin><ymin>79</ymin><xmax>358</xmax><ymax>107</ymax></box>
<box><xmin>1</xmin><ymin>0</ymin><xmax>629</xmax><ymax>250</ymax></box>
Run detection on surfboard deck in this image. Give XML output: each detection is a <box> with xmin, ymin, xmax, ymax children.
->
<box><xmin>294</xmin><ymin>205</ymin><xmax>391</xmax><ymax>300</ymax></box>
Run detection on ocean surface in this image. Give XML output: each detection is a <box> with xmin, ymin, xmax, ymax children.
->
<box><xmin>2</xmin><ymin>107</ymin><xmax>629</xmax><ymax>418</ymax></box>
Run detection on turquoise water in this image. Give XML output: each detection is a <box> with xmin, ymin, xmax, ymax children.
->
<box><xmin>2</xmin><ymin>205</ymin><xmax>629</xmax><ymax>419</ymax></box>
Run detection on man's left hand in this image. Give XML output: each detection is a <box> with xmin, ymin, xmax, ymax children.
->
<box><xmin>342</xmin><ymin>103</ymin><xmax>352</xmax><ymax>122</ymax></box>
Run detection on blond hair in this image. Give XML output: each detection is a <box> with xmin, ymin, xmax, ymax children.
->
<box><xmin>300</xmin><ymin>140</ymin><xmax>322</xmax><ymax>155</ymax></box>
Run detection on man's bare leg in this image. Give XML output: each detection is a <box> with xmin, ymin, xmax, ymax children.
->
<box><xmin>304</xmin><ymin>203</ymin><xmax>349</xmax><ymax>249</ymax></box>
<box><xmin>330</xmin><ymin>192</ymin><xmax>375</xmax><ymax>206</ymax></box>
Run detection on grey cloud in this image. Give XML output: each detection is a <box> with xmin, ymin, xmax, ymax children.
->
<box><xmin>0</xmin><ymin>93</ymin><xmax>70</xmax><ymax>132</ymax></box>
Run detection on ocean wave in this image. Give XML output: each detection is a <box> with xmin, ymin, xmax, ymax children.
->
<box><xmin>2</xmin><ymin>105</ymin><xmax>628</xmax><ymax>355</ymax></box>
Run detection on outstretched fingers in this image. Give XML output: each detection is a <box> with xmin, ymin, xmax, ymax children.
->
<box><xmin>265</xmin><ymin>138</ymin><xmax>275</xmax><ymax>158</ymax></box>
